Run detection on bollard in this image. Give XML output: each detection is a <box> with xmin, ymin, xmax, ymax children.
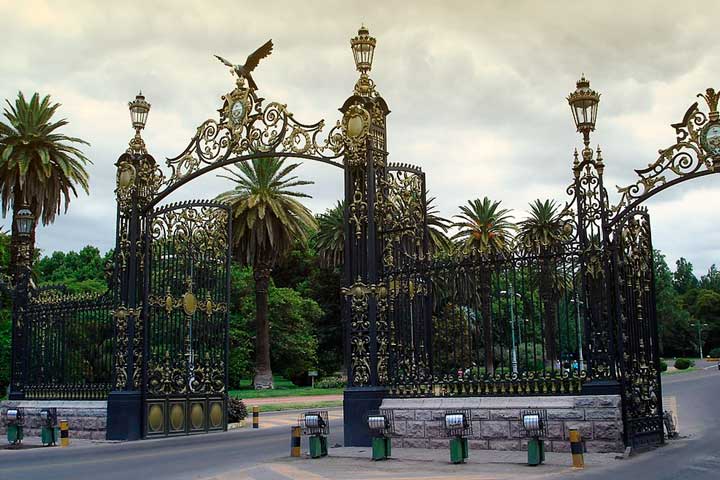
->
<box><xmin>290</xmin><ymin>426</ymin><xmax>301</xmax><ymax>457</ymax></box>
<box><xmin>60</xmin><ymin>420</ymin><xmax>70</xmax><ymax>447</ymax></box>
<box><xmin>252</xmin><ymin>405</ymin><xmax>259</xmax><ymax>429</ymax></box>
<box><xmin>569</xmin><ymin>429</ymin><xmax>584</xmax><ymax>468</ymax></box>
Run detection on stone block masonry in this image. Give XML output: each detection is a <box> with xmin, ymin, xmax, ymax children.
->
<box><xmin>0</xmin><ymin>400</ymin><xmax>108</xmax><ymax>440</ymax></box>
<box><xmin>381</xmin><ymin>395</ymin><xmax>624</xmax><ymax>453</ymax></box>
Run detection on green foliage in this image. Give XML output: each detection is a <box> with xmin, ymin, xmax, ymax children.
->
<box><xmin>35</xmin><ymin>246</ymin><xmax>111</xmax><ymax>293</ymax></box>
<box><xmin>673</xmin><ymin>358</ymin><xmax>693</xmax><ymax>370</ymax></box>
<box><xmin>227</xmin><ymin>397</ymin><xmax>248</xmax><ymax>423</ymax></box>
<box><xmin>229</xmin><ymin>264</ymin><xmax>321</xmax><ymax>386</ymax></box>
<box><xmin>314</xmin><ymin>201</ymin><xmax>344</xmax><ymax>269</ymax></box>
<box><xmin>700</xmin><ymin>265</ymin><xmax>720</xmax><ymax>292</ymax></box>
<box><xmin>272</xmin><ymin>240</ymin><xmax>343</xmax><ymax>377</ymax></box>
<box><xmin>654</xmin><ymin>250</ymin><xmax>693</xmax><ymax>356</ymax></box>
<box><xmin>708</xmin><ymin>347</ymin><xmax>720</xmax><ymax>358</ymax></box>
<box><xmin>452</xmin><ymin>197</ymin><xmax>515</xmax><ymax>254</ymax></box>
<box><xmin>0</xmin><ymin>92</ymin><xmax>90</xmax><ymax>226</ymax></box>
<box><xmin>673</xmin><ymin>257</ymin><xmax>699</xmax><ymax>295</ymax></box>
<box><xmin>314</xmin><ymin>376</ymin><xmax>346</xmax><ymax>389</ymax></box>
<box><xmin>216</xmin><ymin>158</ymin><xmax>317</xmax><ymax>266</ymax></box>
<box><xmin>660</xmin><ymin>360</ymin><xmax>668</xmax><ymax>372</ymax></box>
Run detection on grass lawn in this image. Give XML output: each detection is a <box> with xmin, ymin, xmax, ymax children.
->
<box><xmin>229</xmin><ymin>376</ymin><xmax>344</xmax><ymax>399</ymax></box>
<box><xmin>257</xmin><ymin>400</ymin><xmax>343</xmax><ymax>413</ymax></box>
<box><xmin>662</xmin><ymin>366</ymin><xmax>698</xmax><ymax>375</ymax></box>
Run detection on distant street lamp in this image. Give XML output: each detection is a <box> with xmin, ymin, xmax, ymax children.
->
<box><xmin>689</xmin><ymin>321</ymin><xmax>709</xmax><ymax>358</ymax></box>
<box><xmin>500</xmin><ymin>286</ymin><xmax>522</xmax><ymax>374</ymax></box>
<box><xmin>570</xmin><ymin>296</ymin><xmax>585</xmax><ymax>371</ymax></box>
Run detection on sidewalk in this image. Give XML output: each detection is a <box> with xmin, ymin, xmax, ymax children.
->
<box><xmin>243</xmin><ymin>395</ymin><xmax>343</xmax><ymax>406</ymax></box>
<box><xmin>209</xmin><ymin>447</ymin><xmax>621</xmax><ymax>479</ymax></box>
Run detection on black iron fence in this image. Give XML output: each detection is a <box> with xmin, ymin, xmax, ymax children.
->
<box><xmin>384</xmin><ymin>245</ymin><xmax>589</xmax><ymax>397</ymax></box>
<box><xmin>15</xmin><ymin>291</ymin><xmax>115</xmax><ymax>400</ymax></box>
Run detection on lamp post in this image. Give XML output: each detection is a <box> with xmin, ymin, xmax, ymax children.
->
<box><xmin>350</xmin><ymin>25</ymin><xmax>377</xmax><ymax>96</ymax></box>
<box><xmin>570</xmin><ymin>296</ymin><xmax>585</xmax><ymax>371</ymax></box>
<box><xmin>567</xmin><ymin>75</ymin><xmax>600</xmax><ymax>148</ymax></box>
<box><xmin>689</xmin><ymin>321</ymin><xmax>709</xmax><ymax>358</ymax></box>
<box><xmin>9</xmin><ymin>205</ymin><xmax>35</xmax><ymax>400</ymax></box>
<box><xmin>128</xmin><ymin>92</ymin><xmax>150</xmax><ymax>154</ymax></box>
<box><xmin>500</xmin><ymin>286</ymin><xmax>522</xmax><ymax>374</ymax></box>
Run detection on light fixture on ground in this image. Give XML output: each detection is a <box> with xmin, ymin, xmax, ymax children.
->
<box><xmin>366</xmin><ymin>410</ymin><xmax>394</xmax><ymax>461</ymax></box>
<box><xmin>4</xmin><ymin>408</ymin><xmax>25</xmax><ymax>445</ymax></box>
<box><xmin>521</xmin><ymin>409</ymin><xmax>548</xmax><ymax>466</ymax></box>
<box><xmin>299</xmin><ymin>410</ymin><xmax>329</xmax><ymax>458</ymax></box>
<box><xmin>39</xmin><ymin>408</ymin><xmax>59</xmax><ymax>446</ymax></box>
<box><xmin>443</xmin><ymin>410</ymin><xmax>472</xmax><ymax>464</ymax></box>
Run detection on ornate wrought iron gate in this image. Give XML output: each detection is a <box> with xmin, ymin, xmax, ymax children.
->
<box><xmin>611</xmin><ymin>208</ymin><xmax>663</xmax><ymax>448</ymax></box>
<box><xmin>141</xmin><ymin>201</ymin><xmax>231</xmax><ymax>437</ymax></box>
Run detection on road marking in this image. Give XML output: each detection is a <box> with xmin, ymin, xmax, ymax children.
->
<box><xmin>268</xmin><ymin>464</ymin><xmax>329</xmax><ymax>479</ymax></box>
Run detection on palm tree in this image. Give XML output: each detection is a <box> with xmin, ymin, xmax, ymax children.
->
<box><xmin>314</xmin><ymin>201</ymin><xmax>344</xmax><ymax>269</ymax></box>
<box><xmin>517</xmin><ymin>199</ymin><xmax>571</xmax><ymax>366</ymax></box>
<box><xmin>452</xmin><ymin>197</ymin><xmax>515</xmax><ymax>373</ymax></box>
<box><xmin>426</xmin><ymin>195</ymin><xmax>451</xmax><ymax>255</ymax></box>
<box><xmin>217</xmin><ymin>158</ymin><xmax>317</xmax><ymax>389</ymax></box>
<box><xmin>0</xmin><ymin>92</ymin><xmax>90</xmax><ymax>285</ymax></box>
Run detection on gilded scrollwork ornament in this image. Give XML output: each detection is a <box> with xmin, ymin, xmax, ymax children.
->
<box><xmin>613</xmin><ymin>87</ymin><xmax>720</xmax><ymax>221</ymax></box>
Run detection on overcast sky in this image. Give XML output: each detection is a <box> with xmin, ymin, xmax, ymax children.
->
<box><xmin>1</xmin><ymin>0</ymin><xmax>718</xmax><ymax>276</ymax></box>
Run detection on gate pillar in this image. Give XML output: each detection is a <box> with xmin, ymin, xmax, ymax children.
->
<box><xmin>107</xmin><ymin>108</ymin><xmax>161</xmax><ymax>440</ymax></box>
<box><xmin>342</xmin><ymin>26</ymin><xmax>391</xmax><ymax>447</ymax></box>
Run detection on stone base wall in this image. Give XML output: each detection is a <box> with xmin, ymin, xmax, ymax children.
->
<box><xmin>0</xmin><ymin>400</ymin><xmax>107</xmax><ymax>440</ymax></box>
<box><xmin>381</xmin><ymin>395</ymin><xmax>624</xmax><ymax>453</ymax></box>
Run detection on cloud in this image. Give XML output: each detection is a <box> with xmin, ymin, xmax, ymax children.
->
<box><xmin>1</xmin><ymin>0</ymin><xmax>718</xmax><ymax>273</ymax></box>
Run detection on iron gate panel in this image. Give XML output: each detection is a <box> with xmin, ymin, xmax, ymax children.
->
<box><xmin>379</xmin><ymin>164</ymin><xmax>433</xmax><ymax>393</ymax></box>
<box><xmin>142</xmin><ymin>201</ymin><xmax>231</xmax><ymax>437</ymax></box>
<box><xmin>612</xmin><ymin>209</ymin><xmax>663</xmax><ymax>448</ymax></box>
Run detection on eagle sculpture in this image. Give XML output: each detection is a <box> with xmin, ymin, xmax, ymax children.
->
<box><xmin>215</xmin><ymin>40</ymin><xmax>274</xmax><ymax>91</ymax></box>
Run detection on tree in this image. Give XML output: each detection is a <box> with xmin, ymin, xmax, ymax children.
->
<box><xmin>314</xmin><ymin>201</ymin><xmax>344</xmax><ymax>269</ymax></box>
<box><xmin>700</xmin><ymin>264</ymin><xmax>720</xmax><ymax>292</ymax></box>
<box><xmin>35</xmin><ymin>245</ymin><xmax>111</xmax><ymax>293</ymax></box>
<box><xmin>0</xmin><ymin>93</ymin><xmax>90</xmax><ymax>286</ymax></box>
<box><xmin>272</xmin><ymin>238</ymin><xmax>344</xmax><ymax>376</ymax></box>
<box><xmin>517</xmin><ymin>199</ymin><xmax>570</xmax><ymax>365</ymax></box>
<box><xmin>673</xmin><ymin>257</ymin><xmax>699</xmax><ymax>295</ymax></box>
<box><xmin>228</xmin><ymin>265</ymin><xmax>321</xmax><ymax>388</ymax></box>
<box><xmin>216</xmin><ymin>158</ymin><xmax>316</xmax><ymax>389</ymax></box>
<box><xmin>686</xmin><ymin>289</ymin><xmax>720</xmax><ymax>356</ymax></box>
<box><xmin>426</xmin><ymin>195</ymin><xmax>452</xmax><ymax>255</ymax></box>
<box><xmin>653</xmin><ymin>250</ymin><xmax>693</xmax><ymax>356</ymax></box>
<box><xmin>452</xmin><ymin>197</ymin><xmax>515</xmax><ymax>373</ymax></box>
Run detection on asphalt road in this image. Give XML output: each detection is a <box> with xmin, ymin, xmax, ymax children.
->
<box><xmin>559</xmin><ymin>364</ymin><xmax>720</xmax><ymax>480</ymax></box>
<box><xmin>1</xmin><ymin>368</ymin><xmax>718</xmax><ymax>480</ymax></box>
<box><xmin>0</xmin><ymin>409</ymin><xmax>344</xmax><ymax>480</ymax></box>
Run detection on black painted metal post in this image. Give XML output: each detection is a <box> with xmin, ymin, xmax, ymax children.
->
<box><xmin>8</xmin><ymin>226</ymin><xmax>32</xmax><ymax>400</ymax></box>
<box><xmin>106</xmin><ymin>151</ymin><xmax>148</xmax><ymax>440</ymax></box>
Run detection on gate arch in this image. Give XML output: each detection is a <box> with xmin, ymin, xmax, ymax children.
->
<box><xmin>105</xmin><ymin>26</ymin><xmax>416</xmax><ymax>441</ymax></box>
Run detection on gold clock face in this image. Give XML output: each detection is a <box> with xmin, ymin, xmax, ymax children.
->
<box><xmin>231</xmin><ymin>101</ymin><xmax>245</xmax><ymax>124</ymax></box>
<box><xmin>704</xmin><ymin>124</ymin><xmax>720</xmax><ymax>156</ymax></box>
